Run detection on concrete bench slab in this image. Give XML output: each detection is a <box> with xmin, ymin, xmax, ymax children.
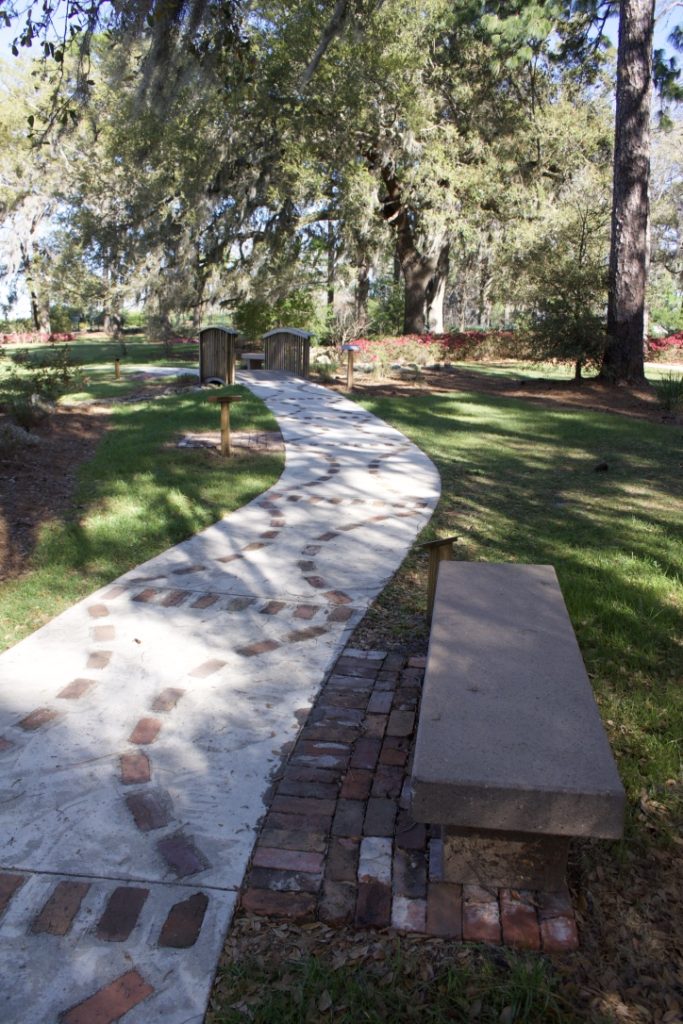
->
<box><xmin>410</xmin><ymin>563</ymin><xmax>625</xmax><ymax>888</ymax></box>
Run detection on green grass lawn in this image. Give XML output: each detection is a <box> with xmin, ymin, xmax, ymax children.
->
<box><xmin>352</xmin><ymin>389</ymin><xmax>682</xmax><ymax>837</ymax></box>
<box><xmin>0</xmin><ymin>386</ymin><xmax>283</xmax><ymax>652</ymax></box>
<box><xmin>0</xmin><ymin>332</ymin><xmax>201</xmax><ymax>403</ymax></box>
<box><xmin>454</xmin><ymin>359</ymin><xmax>682</xmax><ymax>383</ymax></box>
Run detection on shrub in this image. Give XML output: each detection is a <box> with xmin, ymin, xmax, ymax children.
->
<box><xmin>0</xmin><ymin>346</ymin><xmax>84</xmax><ymax>424</ymax></box>
<box><xmin>647</xmin><ymin>334</ymin><xmax>683</xmax><ymax>363</ymax></box>
<box><xmin>10</xmin><ymin>396</ymin><xmax>53</xmax><ymax>429</ymax></box>
<box><xmin>653</xmin><ymin>372</ymin><xmax>683</xmax><ymax>412</ymax></box>
<box><xmin>348</xmin><ymin>330</ymin><xmax>523</xmax><ymax>371</ymax></box>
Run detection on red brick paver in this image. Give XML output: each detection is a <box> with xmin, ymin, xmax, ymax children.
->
<box><xmin>60</xmin><ymin>969</ymin><xmax>154</xmax><ymax>1024</ymax></box>
<box><xmin>236</xmin><ymin>647</ymin><xmax>579</xmax><ymax>952</ymax></box>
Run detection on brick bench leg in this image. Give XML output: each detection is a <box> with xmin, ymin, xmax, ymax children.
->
<box><xmin>443</xmin><ymin>828</ymin><xmax>569</xmax><ymax>890</ymax></box>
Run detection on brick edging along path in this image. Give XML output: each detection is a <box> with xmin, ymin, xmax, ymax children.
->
<box><xmin>239</xmin><ymin>647</ymin><xmax>579</xmax><ymax>954</ymax></box>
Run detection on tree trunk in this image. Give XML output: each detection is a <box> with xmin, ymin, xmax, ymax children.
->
<box><xmin>600</xmin><ymin>0</ymin><xmax>654</xmax><ymax>386</ymax></box>
<box><xmin>327</xmin><ymin>221</ymin><xmax>336</xmax><ymax>309</ymax></box>
<box><xmin>355</xmin><ymin>261</ymin><xmax>370</xmax><ymax>326</ymax></box>
<box><xmin>426</xmin><ymin>245</ymin><xmax>449</xmax><ymax>333</ymax></box>
<box><xmin>378</xmin><ymin>163</ymin><xmax>447</xmax><ymax>334</ymax></box>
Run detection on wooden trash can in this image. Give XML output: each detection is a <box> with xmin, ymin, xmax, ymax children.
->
<box><xmin>198</xmin><ymin>325</ymin><xmax>239</xmax><ymax>385</ymax></box>
<box><xmin>263</xmin><ymin>328</ymin><xmax>312</xmax><ymax>377</ymax></box>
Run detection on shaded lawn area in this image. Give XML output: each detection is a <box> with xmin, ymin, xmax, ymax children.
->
<box><xmin>0</xmin><ymin>386</ymin><xmax>283</xmax><ymax>652</ymax></box>
<box><xmin>352</xmin><ymin>390</ymin><xmax>682</xmax><ymax>831</ymax></box>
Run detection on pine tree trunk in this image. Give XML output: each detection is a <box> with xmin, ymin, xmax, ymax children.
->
<box><xmin>601</xmin><ymin>0</ymin><xmax>654</xmax><ymax>385</ymax></box>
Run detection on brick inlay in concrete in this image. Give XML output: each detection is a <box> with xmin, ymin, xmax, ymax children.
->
<box><xmin>189</xmin><ymin>659</ymin><xmax>226</xmax><ymax>677</ymax></box>
<box><xmin>159</xmin><ymin>892</ymin><xmax>209</xmax><ymax>948</ymax></box>
<box><xmin>57</xmin><ymin>678</ymin><xmax>96</xmax><ymax>700</ymax></box>
<box><xmin>191</xmin><ymin>593</ymin><xmax>219</xmax><ymax>609</ymax></box>
<box><xmin>227</xmin><ymin>597</ymin><xmax>255</xmax><ymax>612</ymax></box>
<box><xmin>261</xmin><ymin>601</ymin><xmax>286</xmax><ymax>615</ymax></box>
<box><xmin>236</xmin><ymin>640</ymin><xmax>281</xmax><ymax>657</ymax></box>
<box><xmin>0</xmin><ymin>737</ymin><xmax>14</xmax><ymax>752</ymax></box>
<box><xmin>132</xmin><ymin>588</ymin><xmax>158</xmax><ymax>603</ymax></box>
<box><xmin>294</xmin><ymin>604</ymin><xmax>318</xmax><ymax>620</ymax></box>
<box><xmin>97</xmin><ymin>887</ymin><xmax>149</xmax><ymax>941</ymax></box>
<box><xmin>129</xmin><ymin>717</ymin><xmax>162</xmax><ymax>745</ymax></box>
<box><xmin>32</xmin><ymin>881</ymin><xmax>90</xmax><ymax>936</ymax></box>
<box><xmin>328</xmin><ymin>607</ymin><xmax>354</xmax><ymax>623</ymax></box>
<box><xmin>92</xmin><ymin>625</ymin><xmax>116</xmax><ymax>642</ymax></box>
<box><xmin>87</xmin><ymin>650</ymin><xmax>112</xmax><ymax>670</ymax></box>
<box><xmin>126</xmin><ymin>790</ymin><xmax>173</xmax><ymax>832</ymax></box>
<box><xmin>18</xmin><ymin>708</ymin><xmax>60</xmax><ymax>731</ymax></box>
<box><xmin>120</xmin><ymin>751</ymin><xmax>151</xmax><ymax>785</ymax></box>
<box><xmin>157</xmin><ymin>833</ymin><xmax>209</xmax><ymax>877</ymax></box>
<box><xmin>59</xmin><ymin>969</ymin><xmax>154</xmax><ymax>1024</ymax></box>
<box><xmin>87</xmin><ymin>604</ymin><xmax>109</xmax><ymax>618</ymax></box>
<box><xmin>0</xmin><ymin>873</ymin><xmax>25</xmax><ymax>918</ymax></box>
<box><xmin>284</xmin><ymin>626</ymin><xmax>328</xmax><ymax>644</ymax></box>
<box><xmin>161</xmin><ymin>589</ymin><xmax>191</xmax><ymax>607</ymax></box>
<box><xmin>151</xmin><ymin>688</ymin><xmax>186</xmax><ymax>712</ymax></box>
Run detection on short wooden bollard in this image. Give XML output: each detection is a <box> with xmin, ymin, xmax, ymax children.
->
<box><xmin>421</xmin><ymin>535</ymin><xmax>459</xmax><ymax>621</ymax></box>
<box><xmin>114</xmin><ymin>358</ymin><xmax>121</xmax><ymax>380</ymax></box>
<box><xmin>342</xmin><ymin>343</ymin><xmax>360</xmax><ymax>391</ymax></box>
<box><xmin>207</xmin><ymin>393</ymin><xmax>242</xmax><ymax>457</ymax></box>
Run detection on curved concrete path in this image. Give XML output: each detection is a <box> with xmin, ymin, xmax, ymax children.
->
<box><xmin>0</xmin><ymin>372</ymin><xmax>439</xmax><ymax>1024</ymax></box>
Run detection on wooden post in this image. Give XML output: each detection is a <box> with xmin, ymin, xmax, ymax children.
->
<box><xmin>342</xmin><ymin>344</ymin><xmax>360</xmax><ymax>392</ymax></box>
<box><xmin>114</xmin><ymin>357</ymin><xmax>121</xmax><ymax>380</ymax></box>
<box><xmin>207</xmin><ymin>393</ymin><xmax>242</xmax><ymax>457</ymax></box>
<box><xmin>421</xmin><ymin>536</ymin><xmax>459</xmax><ymax>621</ymax></box>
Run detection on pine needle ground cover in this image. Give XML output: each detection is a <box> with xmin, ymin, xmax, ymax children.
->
<box><xmin>0</xmin><ymin>387</ymin><xmax>283</xmax><ymax>652</ymax></box>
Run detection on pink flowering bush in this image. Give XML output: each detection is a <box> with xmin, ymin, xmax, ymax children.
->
<box><xmin>349</xmin><ymin>330</ymin><xmax>520</xmax><ymax>371</ymax></box>
<box><xmin>647</xmin><ymin>333</ymin><xmax>683</xmax><ymax>363</ymax></box>
<box><xmin>0</xmin><ymin>332</ymin><xmax>75</xmax><ymax>345</ymax></box>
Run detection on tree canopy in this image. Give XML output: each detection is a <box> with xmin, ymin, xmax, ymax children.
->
<box><xmin>1</xmin><ymin>0</ymin><xmax>680</xmax><ymax>378</ymax></box>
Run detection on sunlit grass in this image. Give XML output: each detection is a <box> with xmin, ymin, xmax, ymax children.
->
<box><xmin>0</xmin><ymin>386</ymin><xmax>283</xmax><ymax>651</ymax></box>
<box><xmin>353</xmin><ymin>389</ymin><xmax>682</xmax><ymax>837</ymax></box>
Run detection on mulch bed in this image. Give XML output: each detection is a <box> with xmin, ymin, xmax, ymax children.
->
<box><xmin>0</xmin><ymin>406</ymin><xmax>111</xmax><ymax>582</ymax></box>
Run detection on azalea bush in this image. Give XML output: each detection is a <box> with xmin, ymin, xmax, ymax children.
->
<box><xmin>0</xmin><ymin>331</ymin><xmax>75</xmax><ymax>345</ymax></box>
<box><xmin>647</xmin><ymin>333</ymin><xmax>683</xmax><ymax>363</ymax></box>
<box><xmin>349</xmin><ymin>330</ymin><xmax>521</xmax><ymax>372</ymax></box>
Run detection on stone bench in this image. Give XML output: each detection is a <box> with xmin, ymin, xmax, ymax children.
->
<box><xmin>410</xmin><ymin>562</ymin><xmax>625</xmax><ymax>890</ymax></box>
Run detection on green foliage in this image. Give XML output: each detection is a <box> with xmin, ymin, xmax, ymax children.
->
<box><xmin>0</xmin><ymin>346</ymin><xmax>84</xmax><ymax>421</ymax></box>
<box><xmin>232</xmin><ymin>291</ymin><xmax>323</xmax><ymax>341</ymax></box>
<box><xmin>367</xmin><ymin>278</ymin><xmax>405</xmax><ymax>337</ymax></box>
<box><xmin>515</xmin><ymin>170</ymin><xmax>610</xmax><ymax>374</ymax></box>
<box><xmin>653</xmin><ymin>372</ymin><xmax>683</xmax><ymax>411</ymax></box>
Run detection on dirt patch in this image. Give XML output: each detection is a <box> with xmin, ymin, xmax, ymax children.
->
<box><xmin>326</xmin><ymin>366</ymin><xmax>681</xmax><ymax>426</ymax></box>
<box><xmin>174</xmin><ymin>429</ymin><xmax>284</xmax><ymax>454</ymax></box>
<box><xmin>0</xmin><ymin>406</ymin><xmax>110</xmax><ymax>582</ymax></box>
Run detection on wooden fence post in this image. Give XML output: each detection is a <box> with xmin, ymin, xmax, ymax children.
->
<box><xmin>207</xmin><ymin>393</ymin><xmax>242</xmax><ymax>457</ymax></box>
<box><xmin>421</xmin><ymin>536</ymin><xmax>459</xmax><ymax>621</ymax></box>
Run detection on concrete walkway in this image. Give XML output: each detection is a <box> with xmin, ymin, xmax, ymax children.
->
<box><xmin>0</xmin><ymin>373</ymin><xmax>439</xmax><ymax>1024</ymax></box>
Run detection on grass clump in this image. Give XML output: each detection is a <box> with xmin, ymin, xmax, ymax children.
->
<box><xmin>652</xmin><ymin>371</ymin><xmax>683</xmax><ymax>411</ymax></box>
<box><xmin>0</xmin><ymin>386</ymin><xmax>283</xmax><ymax>652</ymax></box>
<box><xmin>209</xmin><ymin>922</ymin><xmax>579</xmax><ymax>1024</ymax></box>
